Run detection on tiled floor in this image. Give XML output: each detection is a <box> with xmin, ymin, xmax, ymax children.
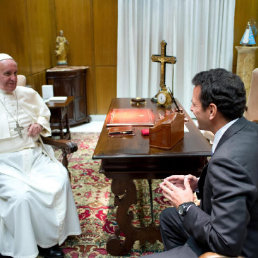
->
<box><xmin>70</xmin><ymin>115</ymin><xmax>106</xmax><ymax>133</ymax></box>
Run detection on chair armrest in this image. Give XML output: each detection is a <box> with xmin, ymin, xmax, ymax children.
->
<box><xmin>42</xmin><ymin>136</ymin><xmax>78</xmax><ymax>153</ymax></box>
<box><xmin>199</xmin><ymin>252</ymin><xmax>243</xmax><ymax>258</ymax></box>
<box><xmin>41</xmin><ymin>136</ymin><xmax>78</xmax><ymax>176</ymax></box>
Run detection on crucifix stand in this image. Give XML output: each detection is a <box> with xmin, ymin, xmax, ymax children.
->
<box><xmin>151</xmin><ymin>40</ymin><xmax>176</xmax><ymax>90</ymax></box>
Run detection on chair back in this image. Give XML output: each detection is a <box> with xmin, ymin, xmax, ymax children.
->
<box><xmin>244</xmin><ymin>68</ymin><xmax>258</xmax><ymax>122</ymax></box>
<box><xmin>17</xmin><ymin>74</ymin><xmax>26</xmax><ymax>86</ymax></box>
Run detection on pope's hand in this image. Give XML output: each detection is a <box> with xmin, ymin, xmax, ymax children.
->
<box><xmin>28</xmin><ymin>123</ymin><xmax>42</xmax><ymax>137</ymax></box>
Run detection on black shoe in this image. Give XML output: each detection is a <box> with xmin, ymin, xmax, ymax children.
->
<box><xmin>0</xmin><ymin>254</ymin><xmax>12</xmax><ymax>258</ymax></box>
<box><xmin>38</xmin><ymin>245</ymin><xmax>64</xmax><ymax>258</ymax></box>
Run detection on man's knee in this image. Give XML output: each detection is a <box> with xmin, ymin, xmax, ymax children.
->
<box><xmin>160</xmin><ymin>207</ymin><xmax>177</xmax><ymax>225</ymax></box>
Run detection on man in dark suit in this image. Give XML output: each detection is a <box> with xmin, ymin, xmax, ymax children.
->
<box><xmin>143</xmin><ymin>68</ymin><xmax>258</xmax><ymax>258</ymax></box>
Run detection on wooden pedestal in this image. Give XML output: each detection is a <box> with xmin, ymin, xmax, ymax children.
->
<box><xmin>235</xmin><ymin>46</ymin><xmax>258</xmax><ymax>100</ymax></box>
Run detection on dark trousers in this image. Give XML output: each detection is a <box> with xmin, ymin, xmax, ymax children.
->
<box><xmin>142</xmin><ymin>207</ymin><xmax>205</xmax><ymax>258</ymax></box>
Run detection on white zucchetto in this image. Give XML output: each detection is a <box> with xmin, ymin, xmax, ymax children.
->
<box><xmin>0</xmin><ymin>53</ymin><xmax>14</xmax><ymax>61</ymax></box>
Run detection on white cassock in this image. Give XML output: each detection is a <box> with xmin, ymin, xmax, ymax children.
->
<box><xmin>0</xmin><ymin>86</ymin><xmax>81</xmax><ymax>258</ymax></box>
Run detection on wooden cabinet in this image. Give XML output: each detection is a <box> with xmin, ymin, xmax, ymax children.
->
<box><xmin>46</xmin><ymin>66</ymin><xmax>90</xmax><ymax>126</ymax></box>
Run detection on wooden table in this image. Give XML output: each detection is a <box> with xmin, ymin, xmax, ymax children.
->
<box><xmin>92</xmin><ymin>98</ymin><xmax>211</xmax><ymax>256</ymax></box>
<box><xmin>46</xmin><ymin>96</ymin><xmax>74</xmax><ymax>139</ymax></box>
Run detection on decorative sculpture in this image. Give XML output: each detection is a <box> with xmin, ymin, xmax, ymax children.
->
<box><xmin>55</xmin><ymin>30</ymin><xmax>69</xmax><ymax>65</ymax></box>
<box><xmin>240</xmin><ymin>21</ymin><xmax>256</xmax><ymax>46</ymax></box>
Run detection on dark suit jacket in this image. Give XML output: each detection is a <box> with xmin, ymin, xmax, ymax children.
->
<box><xmin>183</xmin><ymin>117</ymin><xmax>258</xmax><ymax>258</ymax></box>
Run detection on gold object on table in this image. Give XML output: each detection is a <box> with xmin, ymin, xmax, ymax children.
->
<box><xmin>130</xmin><ymin>97</ymin><xmax>146</xmax><ymax>106</ymax></box>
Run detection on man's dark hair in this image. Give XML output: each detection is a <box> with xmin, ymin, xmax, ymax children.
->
<box><xmin>192</xmin><ymin>68</ymin><xmax>246</xmax><ymax>121</ymax></box>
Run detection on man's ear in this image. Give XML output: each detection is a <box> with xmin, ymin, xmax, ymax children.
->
<box><xmin>208</xmin><ymin>103</ymin><xmax>217</xmax><ymax>120</ymax></box>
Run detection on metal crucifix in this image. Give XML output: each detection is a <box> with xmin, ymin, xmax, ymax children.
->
<box><xmin>14</xmin><ymin>122</ymin><xmax>24</xmax><ymax>138</ymax></box>
<box><xmin>151</xmin><ymin>40</ymin><xmax>176</xmax><ymax>90</ymax></box>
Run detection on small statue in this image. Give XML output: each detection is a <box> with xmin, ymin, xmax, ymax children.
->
<box><xmin>55</xmin><ymin>30</ymin><xmax>69</xmax><ymax>65</ymax></box>
<box><xmin>240</xmin><ymin>21</ymin><xmax>256</xmax><ymax>46</ymax></box>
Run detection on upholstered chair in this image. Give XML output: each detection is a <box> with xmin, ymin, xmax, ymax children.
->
<box><xmin>244</xmin><ymin>68</ymin><xmax>258</xmax><ymax>123</ymax></box>
<box><xmin>17</xmin><ymin>74</ymin><xmax>26</xmax><ymax>86</ymax></box>
<box><xmin>199</xmin><ymin>252</ymin><xmax>243</xmax><ymax>258</ymax></box>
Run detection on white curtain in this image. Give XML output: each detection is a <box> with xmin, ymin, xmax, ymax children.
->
<box><xmin>117</xmin><ymin>0</ymin><xmax>236</xmax><ymax>115</ymax></box>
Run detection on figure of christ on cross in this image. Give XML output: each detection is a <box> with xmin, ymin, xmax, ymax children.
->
<box><xmin>151</xmin><ymin>40</ymin><xmax>176</xmax><ymax>90</ymax></box>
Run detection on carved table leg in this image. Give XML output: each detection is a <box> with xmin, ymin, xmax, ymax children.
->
<box><xmin>106</xmin><ymin>178</ymin><xmax>162</xmax><ymax>256</ymax></box>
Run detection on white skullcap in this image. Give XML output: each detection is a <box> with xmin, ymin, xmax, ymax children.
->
<box><xmin>0</xmin><ymin>53</ymin><xmax>14</xmax><ymax>61</ymax></box>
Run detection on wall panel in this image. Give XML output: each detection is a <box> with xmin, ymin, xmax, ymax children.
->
<box><xmin>95</xmin><ymin>67</ymin><xmax>117</xmax><ymax>114</ymax></box>
<box><xmin>26</xmin><ymin>0</ymin><xmax>56</xmax><ymax>73</ymax></box>
<box><xmin>0</xmin><ymin>0</ymin><xmax>55</xmax><ymax>90</ymax></box>
<box><xmin>54</xmin><ymin>0</ymin><xmax>92</xmax><ymax>66</ymax></box>
<box><xmin>93</xmin><ymin>0</ymin><xmax>118</xmax><ymax>66</ymax></box>
<box><xmin>0</xmin><ymin>0</ymin><xmax>31</xmax><ymax>74</ymax></box>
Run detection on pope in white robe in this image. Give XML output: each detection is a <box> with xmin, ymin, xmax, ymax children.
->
<box><xmin>0</xmin><ymin>53</ymin><xmax>81</xmax><ymax>258</ymax></box>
